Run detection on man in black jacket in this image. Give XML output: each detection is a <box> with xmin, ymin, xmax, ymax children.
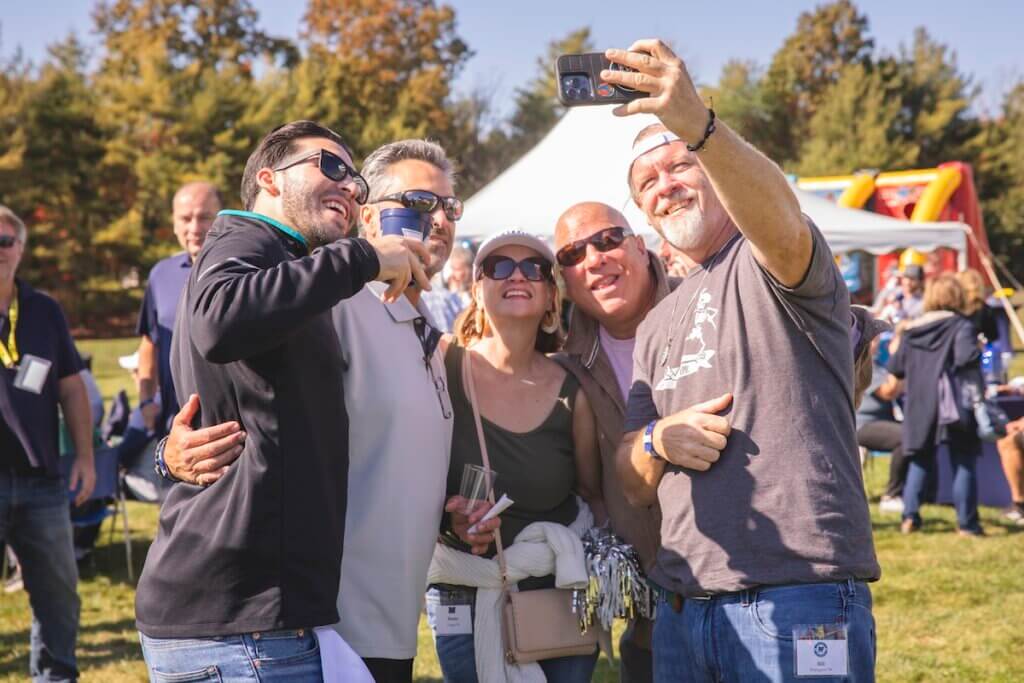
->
<box><xmin>135</xmin><ymin>121</ymin><xmax>429</xmax><ymax>681</ymax></box>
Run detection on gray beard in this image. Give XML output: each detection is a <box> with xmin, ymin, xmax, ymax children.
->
<box><xmin>659</xmin><ymin>206</ymin><xmax>706</xmax><ymax>251</ymax></box>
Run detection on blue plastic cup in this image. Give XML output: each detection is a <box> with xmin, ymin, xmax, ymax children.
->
<box><xmin>380</xmin><ymin>207</ymin><xmax>431</xmax><ymax>242</ymax></box>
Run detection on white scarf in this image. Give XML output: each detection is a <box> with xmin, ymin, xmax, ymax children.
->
<box><xmin>426</xmin><ymin>501</ymin><xmax>594</xmax><ymax>683</ymax></box>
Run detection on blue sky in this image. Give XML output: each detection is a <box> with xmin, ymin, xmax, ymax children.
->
<box><xmin>2</xmin><ymin>0</ymin><xmax>1021</xmax><ymax>116</ymax></box>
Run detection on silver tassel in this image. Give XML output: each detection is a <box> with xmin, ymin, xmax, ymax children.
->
<box><xmin>573</xmin><ymin>526</ymin><xmax>655</xmax><ymax>633</ymax></box>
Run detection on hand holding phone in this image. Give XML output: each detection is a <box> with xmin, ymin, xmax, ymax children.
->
<box><xmin>556</xmin><ymin>52</ymin><xmax>646</xmax><ymax>107</ymax></box>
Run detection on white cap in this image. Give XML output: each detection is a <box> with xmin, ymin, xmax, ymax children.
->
<box><xmin>472</xmin><ymin>229</ymin><xmax>557</xmax><ymax>280</ymax></box>
<box><xmin>118</xmin><ymin>352</ymin><xmax>139</xmax><ymax>371</ymax></box>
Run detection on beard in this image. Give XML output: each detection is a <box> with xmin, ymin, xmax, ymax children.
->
<box><xmin>280</xmin><ymin>176</ymin><xmax>351</xmax><ymax>247</ymax></box>
<box><xmin>657</xmin><ymin>203</ymin><xmax>706</xmax><ymax>251</ymax></box>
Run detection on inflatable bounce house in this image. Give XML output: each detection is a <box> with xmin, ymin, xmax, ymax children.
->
<box><xmin>796</xmin><ymin>162</ymin><xmax>991</xmax><ymax>292</ymax></box>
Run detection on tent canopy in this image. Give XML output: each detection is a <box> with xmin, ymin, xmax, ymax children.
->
<box><xmin>460</xmin><ymin>106</ymin><xmax>967</xmax><ymax>255</ymax></box>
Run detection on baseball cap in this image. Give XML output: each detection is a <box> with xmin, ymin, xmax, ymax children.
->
<box><xmin>472</xmin><ymin>229</ymin><xmax>557</xmax><ymax>280</ymax></box>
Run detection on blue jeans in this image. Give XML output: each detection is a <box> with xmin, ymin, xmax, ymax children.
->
<box><xmin>425</xmin><ymin>586</ymin><xmax>598</xmax><ymax>683</ymax></box>
<box><xmin>902</xmin><ymin>440</ymin><xmax>981</xmax><ymax>532</ymax></box>
<box><xmin>0</xmin><ymin>470</ymin><xmax>80</xmax><ymax>682</ymax></box>
<box><xmin>139</xmin><ymin>629</ymin><xmax>322</xmax><ymax>682</ymax></box>
<box><xmin>652</xmin><ymin>581</ymin><xmax>876</xmax><ymax>683</ymax></box>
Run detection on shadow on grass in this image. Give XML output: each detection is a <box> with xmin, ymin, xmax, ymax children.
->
<box><xmin>0</xmin><ymin>618</ymin><xmax>142</xmax><ymax>677</ymax></box>
<box><xmin>77</xmin><ymin>529</ymin><xmax>153</xmax><ymax>588</ymax></box>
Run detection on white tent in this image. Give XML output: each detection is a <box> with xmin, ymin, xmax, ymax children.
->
<box><xmin>460</xmin><ymin>106</ymin><xmax>968</xmax><ymax>255</ymax></box>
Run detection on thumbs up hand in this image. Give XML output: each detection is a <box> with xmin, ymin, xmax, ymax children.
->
<box><xmin>654</xmin><ymin>393</ymin><xmax>733</xmax><ymax>471</ymax></box>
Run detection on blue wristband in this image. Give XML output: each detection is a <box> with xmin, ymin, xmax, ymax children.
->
<box><xmin>153</xmin><ymin>436</ymin><xmax>179</xmax><ymax>483</ymax></box>
<box><xmin>643</xmin><ymin>420</ymin><xmax>663</xmax><ymax>461</ymax></box>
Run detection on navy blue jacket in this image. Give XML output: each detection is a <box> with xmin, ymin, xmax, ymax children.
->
<box><xmin>135</xmin><ymin>211</ymin><xmax>379</xmax><ymax>637</ymax></box>
<box><xmin>888</xmin><ymin>311</ymin><xmax>980</xmax><ymax>456</ymax></box>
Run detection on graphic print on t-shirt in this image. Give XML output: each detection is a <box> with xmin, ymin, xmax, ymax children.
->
<box><xmin>656</xmin><ymin>287</ymin><xmax>718</xmax><ymax>391</ymax></box>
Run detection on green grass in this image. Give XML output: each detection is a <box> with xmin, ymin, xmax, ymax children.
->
<box><xmin>2</xmin><ymin>339</ymin><xmax>1023</xmax><ymax>681</ymax></box>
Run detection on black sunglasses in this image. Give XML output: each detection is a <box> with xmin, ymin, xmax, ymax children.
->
<box><xmin>478</xmin><ymin>255</ymin><xmax>553</xmax><ymax>282</ymax></box>
<box><xmin>0</xmin><ymin>235</ymin><xmax>18</xmax><ymax>249</ymax></box>
<box><xmin>372</xmin><ymin>189</ymin><xmax>463</xmax><ymax>222</ymax></box>
<box><xmin>556</xmin><ymin>226</ymin><xmax>632</xmax><ymax>267</ymax></box>
<box><xmin>273</xmin><ymin>149</ymin><xmax>369</xmax><ymax>204</ymax></box>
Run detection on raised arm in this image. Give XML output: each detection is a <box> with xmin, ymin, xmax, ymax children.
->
<box><xmin>603</xmin><ymin>39</ymin><xmax>811</xmax><ymax>287</ymax></box>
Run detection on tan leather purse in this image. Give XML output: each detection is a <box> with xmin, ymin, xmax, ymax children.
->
<box><xmin>462</xmin><ymin>348</ymin><xmax>598</xmax><ymax>664</ymax></box>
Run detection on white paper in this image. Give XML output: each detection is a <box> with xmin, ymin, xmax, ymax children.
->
<box><xmin>13</xmin><ymin>355</ymin><xmax>51</xmax><ymax>395</ymax></box>
<box><xmin>795</xmin><ymin>634</ymin><xmax>849</xmax><ymax>677</ymax></box>
<box><xmin>467</xmin><ymin>493</ymin><xmax>514</xmax><ymax>535</ymax></box>
<box><xmin>434</xmin><ymin>604</ymin><xmax>472</xmax><ymax>636</ymax></box>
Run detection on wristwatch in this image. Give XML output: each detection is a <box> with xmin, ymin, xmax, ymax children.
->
<box><xmin>643</xmin><ymin>420</ymin><xmax>664</xmax><ymax>461</ymax></box>
<box><xmin>153</xmin><ymin>436</ymin><xmax>179</xmax><ymax>482</ymax></box>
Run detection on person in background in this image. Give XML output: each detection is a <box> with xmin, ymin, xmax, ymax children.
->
<box><xmin>0</xmin><ymin>204</ymin><xmax>95</xmax><ymax>682</ymax></box>
<box><xmin>447</xmin><ymin>244</ymin><xmax>474</xmax><ymax>304</ymax></box>
<box><xmin>957</xmin><ymin>268</ymin><xmax>1000</xmax><ymax>343</ymax></box>
<box><xmin>855</xmin><ymin>330</ymin><xmax>907</xmax><ymax>513</ymax></box>
<box><xmin>135</xmin><ymin>181</ymin><xmax>222</xmax><ymax>438</ymax></box>
<box><xmin>888</xmin><ymin>274</ymin><xmax>985</xmax><ymax>537</ymax></box>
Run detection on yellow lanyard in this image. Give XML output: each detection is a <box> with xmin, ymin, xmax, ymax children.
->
<box><xmin>0</xmin><ymin>287</ymin><xmax>19</xmax><ymax>369</ymax></box>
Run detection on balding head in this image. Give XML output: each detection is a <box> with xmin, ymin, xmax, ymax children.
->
<box><xmin>555</xmin><ymin>202</ymin><xmax>630</xmax><ymax>250</ymax></box>
<box><xmin>554</xmin><ymin>201</ymin><xmax>653</xmax><ymax>337</ymax></box>
<box><xmin>172</xmin><ymin>181</ymin><xmax>222</xmax><ymax>259</ymax></box>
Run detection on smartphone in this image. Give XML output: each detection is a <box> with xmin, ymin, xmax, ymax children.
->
<box><xmin>555</xmin><ymin>52</ymin><xmax>646</xmax><ymax>107</ymax></box>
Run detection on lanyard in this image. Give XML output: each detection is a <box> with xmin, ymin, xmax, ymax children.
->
<box><xmin>0</xmin><ymin>286</ymin><xmax>18</xmax><ymax>369</ymax></box>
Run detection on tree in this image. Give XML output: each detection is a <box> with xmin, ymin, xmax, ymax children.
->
<box><xmin>92</xmin><ymin>0</ymin><xmax>292</xmax><ymax>271</ymax></box>
<box><xmin>701</xmin><ymin>60</ymin><xmax>774</xmax><ymax>158</ymax></box>
<box><xmin>889</xmin><ymin>28</ymin><xmax>979</xmax><ymax>168</ymax></box>
<box><xmin>761</xmin><ymin>0</ymin><xmax>874</xmax><ymax>164</ymax></box>
<box><xmin>795</xmin><ymin>62</ymin><xmax>917</xmax><ymax>175</ymax></box>
<box><xmin>295</xmin><ymin>0</ymin><xmax>472</xmax><ymax>159</ymax></box>
<box><xmin>976</xmin><ymin>82</ymin><xmax>1024</xmax><ymax>283</ymax></box>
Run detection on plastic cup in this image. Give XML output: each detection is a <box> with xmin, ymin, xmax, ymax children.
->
<box><xmin>459</xmin><ymin>464</ymin><xmax>497</xmax><ymax>515</ymax></box>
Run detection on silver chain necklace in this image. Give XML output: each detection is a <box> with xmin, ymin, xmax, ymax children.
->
<box><xmin>658</xmin><ymin>233</ymin><xmax>738</xmax><ymax>367</ymax></box>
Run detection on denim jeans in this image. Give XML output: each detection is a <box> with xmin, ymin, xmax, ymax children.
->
<box><xmin>652</xmin><ymin>580</ymin><xmax>876</xmax><ymax>683</ymax></box>
<box><xmin>902</xmin><ymin>440</ymin><xmax>981</xmax><ymax>532</ymax></box>
<box><xmin>139</xmin><ymin>629</ymin><xmax>322</xmax><ymax>682</ymax></box>
<box><xmin>425</xmin><ymin>585</ymin><xmax>598</xmax><ymax>683</ymax></box>
<box><xmin>0</xmin><ymin>470</ymin><xmax>80</xmax><ymax>682</ymax></box>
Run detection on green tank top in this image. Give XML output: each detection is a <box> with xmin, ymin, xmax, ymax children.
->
<box><xmin>444</xmin><ymin>344</ymin><xmax>580</xmax><ymax>557</ymax></box>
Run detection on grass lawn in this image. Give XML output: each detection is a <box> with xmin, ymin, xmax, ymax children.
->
<box><xmin>1</xmin><ymin>339</ymin><xmax>1022</xmax><ymax>681</ymax></box>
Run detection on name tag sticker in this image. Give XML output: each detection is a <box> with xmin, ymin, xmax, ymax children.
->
<box><xmin>436</xmin><ymin>605</ymin><xmax>472</xmax><ymax>636</ymax></box>
<box><xmin>794</xmin><ymin>624</ymin><xmax>848</xmax><ymax>678</ymax></box>
<box><xmin>13</xmin><ymin>354</ymin><xmax>51</xmax><ymax>395</ymax></box>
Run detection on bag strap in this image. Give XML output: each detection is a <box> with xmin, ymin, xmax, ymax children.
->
<box><xmin>461</xmin><ymin>345</ymin><xmax>510</xmax><ymax>589</ymax></box>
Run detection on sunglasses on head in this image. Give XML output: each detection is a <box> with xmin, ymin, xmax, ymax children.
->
<box><xmin>556</xmin><ymin>226</ymin><xmax>632</xmax><ymax>267</ymax></box>
<box><xmin>372</xmin><ymin>189</ymin><xmax>463</xmax><ymax>222</ymax></box>
<box><xmin>274</xmin><ymin>149</ymin><xmax>370</xmax><ymax>204</ymax></box>
<box><xmin>478</xmin><ymin>255</ymin><xmax>554</xmax><ymax>282</ymax></box>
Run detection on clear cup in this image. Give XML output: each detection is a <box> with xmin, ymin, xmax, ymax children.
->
<box><xmin>459</xmin><ymin>464</ymin><xmax>497</xmax><ymax>515</ymax></box>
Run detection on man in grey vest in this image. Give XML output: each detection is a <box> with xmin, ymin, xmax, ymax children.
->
<box><xmin>554</xmin><ymin>201</ymin><xmax>675</xmax><ymax>683</ymax></box>
<box><xmin>605</xmin><ymin>39</ymin><xmax>880</xmax><ymax>682</ymax></box>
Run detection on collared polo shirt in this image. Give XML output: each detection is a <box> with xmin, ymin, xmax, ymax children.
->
<box><xmin>329</xmin><ymin>281</ymin><xmax>453</xmax><ymax>659</ymax></box>
<box><xmin>136</xmin><ymin>251</ymin><xmax>191</xmax><ymax>433</ymax></box>
<box><xmin>0</xmin><ymin>281</ymin><xmax>83</xmax><ymax>476</ymax></box>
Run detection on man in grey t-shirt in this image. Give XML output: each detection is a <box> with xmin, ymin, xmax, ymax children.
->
<box><xmin>603</xmin><ymin>40</ymin><xmax>879</xmax><ymax>682</ymax></box>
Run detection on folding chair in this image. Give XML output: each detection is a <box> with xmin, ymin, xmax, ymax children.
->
<box><xmin>60</xmin><ymin>446</ymin><xmax>134</xmax><ymax>581</ymax></box>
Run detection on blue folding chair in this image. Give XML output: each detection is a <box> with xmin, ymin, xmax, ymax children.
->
<box><xmin>60</xmin><ymin>446</ymin><xmax>134</xmax><ymax>581</ymax></box>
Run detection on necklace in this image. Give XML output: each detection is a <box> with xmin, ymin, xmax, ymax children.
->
<box><xmin>657</xmin><ymin>233</ymin><xmax>738</xmax><ymax>367</ymax></box>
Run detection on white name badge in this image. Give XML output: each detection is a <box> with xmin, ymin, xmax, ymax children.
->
<box><xmin>794</xmin><ymin>624</ymin><xmax>849</xmax><ymax>678</ymax></box>
<box><xmin>13</xmin><ymin>354</ymin><xmax>52</xmax><ymax>395</ymax></box>
<box><xmin>435</xmin><ymin>604</ymin><xmax>472</xmax><ymax>636</ymax></box>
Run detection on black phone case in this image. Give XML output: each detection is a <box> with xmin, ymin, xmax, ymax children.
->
<box><xmin>555</xmin><ymin>52</ymin><xmax>646</xmax><ymax>107</ymax></box>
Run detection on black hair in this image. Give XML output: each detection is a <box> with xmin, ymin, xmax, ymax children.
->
<box><xmin>240</xmin><ymin>120</ymin><xmax>354</xmax><ymax>210</ymax></box>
